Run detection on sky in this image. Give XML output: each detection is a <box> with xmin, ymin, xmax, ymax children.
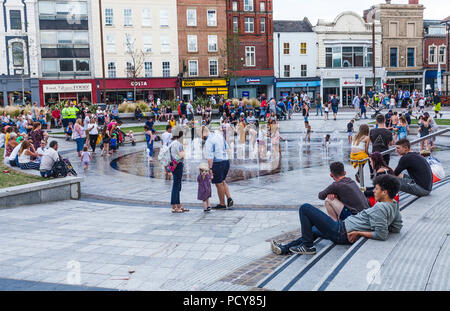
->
<box><xmin>273</xmin><ymin>0</ymin><xmax>450</xmax><ymax>25</ymax></box>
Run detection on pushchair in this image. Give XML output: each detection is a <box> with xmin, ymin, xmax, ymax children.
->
<box><xmin>276</xmin><ymin>106</ymin><xmax>287</xmax><ymax>121</ymax></box>
<box><xmin>51</xmin><ymin>157</ymin><xmax>77</xmax><ymax>178</ymax></box>
<box><xmin>369</xmin><ymin>104</ymin><xmax>384</xmax><ymax>119</ymax></box>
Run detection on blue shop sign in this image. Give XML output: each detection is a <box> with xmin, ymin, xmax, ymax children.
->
<box><xmin>276</xmin><ymin>81</ymin><xmax>321</xmax><ymax>88</ymax></box>
<box><xmin>232</xmin><ymin>77</ymin><xmax>275</xmax><ymax>86</ymax></box>
<box><xmin>242</xmin><ymin>91</ymin><xmax>250</xmax><ymax>97</ymax></box>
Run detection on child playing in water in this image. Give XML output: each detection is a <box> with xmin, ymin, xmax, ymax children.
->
<box><xmin>126</xmin><ymin>130</ymin><xmax>136</xmax><ymax>146</ymax></box>
<box><xmin>305</xmin><ymin>121</ymin><xmax>312</xmax><ymax>143</ymax></box>
<box><xmin>323</xmin><ymin>134</ymin><xmax>331</xmax><ymax>147</ymax></box>
<box><xmin>144</xmin><ymin>126</ymin><xmax>156</xmax><ymax>161</ymax></box>
<box><xmin>81</xmin><ymin>146</ymin><xmax>92</xmax><ymax>170</ymax></box>
<box><xmin>197</xmin><ymin>163</ymin><xmax>212</xmax><ymax>212</ymax></box>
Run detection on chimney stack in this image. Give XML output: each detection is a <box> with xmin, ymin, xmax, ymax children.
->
<box><xmin>409</xmin><ymin>0</ymin><xmax>419</xmax><ymax>4</ymax></box>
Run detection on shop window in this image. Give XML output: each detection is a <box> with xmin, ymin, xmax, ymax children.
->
<box><xmin>60</xmin><ymin>59</ymin><xmax>74</xmax><ymax>71</ymax></box>
<box><xmin>12</xmin><ymin>42</ymin><xmax>24</xmax><ymax>67</ymax></box>
<box><xmin>10</xmin><ymin>10</ymin><xmax>22</xmax><ymax>30</ymax></box>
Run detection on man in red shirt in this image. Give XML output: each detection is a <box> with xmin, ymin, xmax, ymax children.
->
<box><xmin>51</xmin><ymin>107</ymin><xmax>62</xmax><ymax>128</ymax></box>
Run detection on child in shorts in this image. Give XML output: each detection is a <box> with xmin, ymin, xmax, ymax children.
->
<box><xmin>197</xmin><ymin>163</ymin><xmax>212</xmax><ymax>212</ymax></box>
<box><xmin>81</xmin><ymin>146</ymin><xmax>92</xmax><ymax>170</ymax></box>
<box><xmin>324</xmin><ymin>104</ymin><xmax>329</xmax><ymax>120</ymax></box>
<box><xmin>347</xmin><ymin>119</ymin><xmax>354</xmax><ymax>143</ymax></box>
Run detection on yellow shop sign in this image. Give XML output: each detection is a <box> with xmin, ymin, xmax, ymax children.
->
<box><xmin>182</xmin><ymin>79</ymin><xmax>227</xmax><ymax>88</ymax></box>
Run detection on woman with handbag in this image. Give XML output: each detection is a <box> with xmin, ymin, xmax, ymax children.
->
<box><xmin>169</xmin><ymin>127</ymin><xmax>188</xmax><ymax>213</ymax></box>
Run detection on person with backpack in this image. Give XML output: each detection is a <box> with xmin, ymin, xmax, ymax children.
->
<box><xmin>39</xmin><ymin>141</ymin><xmax>60</xmax><ymax>177</ymax></box>
<box><xmin>159</xmin><ymin>126</ymin><xmax>188</xmax><ymax>213</ymax></box>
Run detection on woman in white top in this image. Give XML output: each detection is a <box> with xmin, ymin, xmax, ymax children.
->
<box><xmin>350</xmin><ymin>124</ymin><xmax>370</xmax><ymax>183</ymax></box>
<box><xmin>18</xmin><ymin>140</ymin><xmax>40</xmax><ymax>170</ymax></box>
<box><xmin>87</xmin><ymin>117</ymin><xmax>99</xmax><ymax>153</ymax></box>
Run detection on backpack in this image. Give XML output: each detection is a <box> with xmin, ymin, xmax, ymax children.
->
<box><xmin>158</xmin><ymin>141</ymin><xmax>176</xmax><ymax>167</ymax></box>
<box><xmin>51</xmin><ymin>160</ymin><xmax>69</xmax><ymax>178</ymax></box>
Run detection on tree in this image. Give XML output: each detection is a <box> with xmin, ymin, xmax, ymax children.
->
<box><xmin>220</xmin><ymin>33</ymin><xmax>242</xmax><ymax>98</ymax></box>
<box><xmin>125</xmin><ymin>35</ymin><xmax>145</xmax><ymax>102</ymax></box>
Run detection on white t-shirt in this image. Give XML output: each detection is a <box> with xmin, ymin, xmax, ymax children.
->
<box><xmin>419</xmin><ymin>99</ymin><xmax>425</xmax><ymax>107</ymax></box>
<box><xmin>40</xmin><ymin>147</ymin><xmax>59</xmax><ymax>171</ymax></box>
<box><xmin>84</xmin><ymin>116</ymin><xmax>90</xmax><ymax>130</ymax></box>
<box><xmin>89</xmin><ymin>123</ymin><xmax>98</xmax><ymax>135</ymax></box>
<box><xmin>161</xmin><ymin>131</ymin><xmax>173</xmax><ymax>146</ymax></box>
<box><xmin>36</xmin><ymin>147</ymin><xmax>48</xmax><ymax>157</ymax></box>
<box><xmin>10</xmin><ymin>143</ymin><xmax>22</xmax><ymax>160</ymax></box>
<box><xmin>186</xmin><ymin>103</ymin><xmax>194</xmax><ymax>115</ymax></box>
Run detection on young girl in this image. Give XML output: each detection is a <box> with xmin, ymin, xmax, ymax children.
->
<box><xmin>100</xmin><ymin>126</ymin><xmax>110</xmax><ymax>156</ymax></box>
<box><xmin>395</xmin><ymin>116</ymin><xmax>409</xmax><ymax>142</ymax></box>
<box><xmin>145</xmin><ymin>126</ymin><xmax>156</xmax><ymax>161</ymax></box>
<box><xmin>197</xmin><ymin>163</ymin><xmax>212</xmax><ymax>212</ymax></box>
<box><xmin>81</xmin><ymin>146</ymin><xmax>92</xmax><ymax>170</ymax></box>
<box><xmin>324</xmin><ymin>103</ymin><xmax>329</xmax><ymax>120</ymax></box>
<box><xmin>304</xmin><ymin>121</ymin><xmax>312</xmax><ymax>143</ymax></box>
<box><xmin>350</xmin><ymin>124</ymin><xmax>370</xmax><ymax>183</ymax></box>
<box><xmin>419</xmin><ymin>115</ymin><xmax>432</xmax><ymax>151</ymax></box>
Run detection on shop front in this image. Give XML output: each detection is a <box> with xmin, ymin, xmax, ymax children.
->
<box><xmin>98</xmin><ymin>78</ymin><xmax>177</xmax><ymax>105</ymax></box>
<box><xmin>320</xmin><ymin>68</ymin><xmax>385</xmax><ymax>106</ymax></box>
<box><xmin>229</xmin><ymin>77</ymin><xmax>275</xmax><ymax>99</ymax></box>
<box><xmin>386</xmin><ymin>71</ymin><xmax>423</xmax><ymax>93</ymax></box>
<box><xmin>40</xmin><ymin>80</ymin><xmax>96</xmax><ymax>106</ymax></box>
<box><xmin>275</xmin><ymin>79</ymin><xmax>321</xmax><ymax>101</ymax></box>
<box><xmin>424</xmin><ymin>69</ymin><xmax>446</xmax><ymax>95</ymax></box>
<box><xmin>1</xmin><ymin>78</ymin><xmax>39</xmax><ymax>107</ymax></box>
<box><xmin>181</xmin><ymin>79</ymin><xmax>228</xmax><ymax>101</ymax></box>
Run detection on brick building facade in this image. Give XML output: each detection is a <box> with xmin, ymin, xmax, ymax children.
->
<box><xmin>423</xmin><ymin>20</ymin><xmax>447</xmax><ymax>93</ymax></box>
<box><xmin>367</xmin><ymin>0</ymin><xmax>424</xmax><ymax>93</ymax></box>
<box><xmin>226</xmin><ymin>0</ymin><xmax>274</xmax><ymax>98</ymax></box>
<box><xmin>177</xmin><ymin>0</ymin><xmax>228</xmax><ymax>100</ymax></box>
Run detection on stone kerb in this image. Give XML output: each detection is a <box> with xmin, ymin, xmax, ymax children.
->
<box><xmin>0</xmin><ymin>176</ymin><xmax>83</xmax><ymax>208</ymax></box>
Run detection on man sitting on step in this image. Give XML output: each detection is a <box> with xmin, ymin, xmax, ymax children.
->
<box><xmin>271</xmin><ymin>175</ymin><xmax>402</xmax><ymax>255</ymax></box>
<box><xmin>318</xmin><ymin>162</ymin><xmax>370</xmax><ymax>221</ymax></box>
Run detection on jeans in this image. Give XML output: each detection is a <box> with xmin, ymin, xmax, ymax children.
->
<box><xmin>282</xmin><ymin>204</ymin><xmax>351</xmax><ymax>251</ymax></box>
<box><xmin>171</xmin><ymin>162</ymin><xmax>184</xmax><ymax>205</ymax></box>
<box><xmin>316</xmin><ymin>104</ymin><xmax>323</xmax><ymax>116</ymax></box>
<box><xmin>400</xmin><ymin>175</ymin><xmax>431</xmax><ymax>197</ymax></box>
<box><xmin>147</xmin><ymin>141</ymin><xmax>154</xmax><ymax>157</ymax></box>
<box><xmin>40</xmin><ymin>170</ymin><xmax>53</xmax><ymax>178</ymax></box>
<box><xmin>75</xmin><ymin>138</ymin><xmax>86</xmax><ymax>152</ymax></box>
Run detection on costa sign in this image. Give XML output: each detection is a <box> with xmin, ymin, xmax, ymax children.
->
<box><xmin>130</xmin><ymin>81</ymin><xmax>148</xmax><ymax>87</ymax></box>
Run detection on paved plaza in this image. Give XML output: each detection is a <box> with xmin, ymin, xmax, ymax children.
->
<box><xmin>1</xmin><ymin>110</ymin><xmax>450</xmax><ymax>290</ymax></box>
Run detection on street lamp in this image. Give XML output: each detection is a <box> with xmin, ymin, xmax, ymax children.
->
<box><xmin>442</xmin><ymin>18</ymin><xmax>450</xmax><ymax>96</ymax></box>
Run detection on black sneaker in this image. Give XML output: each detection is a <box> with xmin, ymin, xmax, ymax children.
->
<box><xmin>270</xmin><ymin>240</ymin><xmax>283</xmax><ymax>255</ymax></box>
<box><xmin>204</xmin><ymin>207</ymin><xmax>212</xmax><ymax>212</ymax></box>
<box><xmin>289</xmin><ymin>245</ymin><xmax>316</xmax><ymax>255</ymax></box>
<box><xmin>213</xmin><ymin>204</ymin><xmax>226</xmax><ymax>209</ymax></box>
<box><xmin>227</xmin><ymin>197</ymin><xmax>234</xmax><ymax>208</ymax></box>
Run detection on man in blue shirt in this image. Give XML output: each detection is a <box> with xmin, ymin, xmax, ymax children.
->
<box><xmin>330</xmin><ymin>95</ymin><xmax>339</xmax><ymax>121</ymax></box>
<box><xmin>202</xmin><ymin>127</ymin><xmax>234</xmax><ymax>210</ymax></box>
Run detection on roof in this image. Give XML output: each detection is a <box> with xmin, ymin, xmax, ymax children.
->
<box><xmin>442</xmin><ymin>16</ymin><xmax>450</xmax><ymax>24</ymax></box>
<box><xmin>274</xmin><ymin>19</ymin><xmax>313</xmax><ymax>33</ymax></box>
